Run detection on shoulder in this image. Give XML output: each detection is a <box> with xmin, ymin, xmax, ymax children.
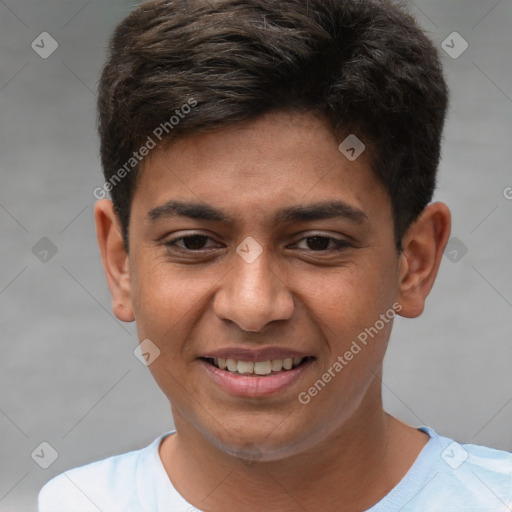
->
<box><xmin>420</xmin><ymin>428</ymin><xmax>512</xmax><ymax>509</ymax></box>
<box><xmin>460</xmin><ymin>440</ymin><xmax>512</xmax><ymax>486</ymax></box>
<box><xmin>38</xmin><ymin>435</ymin><xmax>166</xmax><ymax>512</ymax></box>
<box><xmin>442</xmin><ymin>435</ymin><xmax>512</xmax><ymax>480</ymax></box>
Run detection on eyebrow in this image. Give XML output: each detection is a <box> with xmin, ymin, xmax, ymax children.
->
<box><xmin>147</xmin><ymin>199</ymin><xmax>368</xmax><ymax>225</ymax></box>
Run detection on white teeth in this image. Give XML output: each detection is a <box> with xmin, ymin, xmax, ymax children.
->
<box><xmin>271</xmin><ymin>359</ymin><xmax>283</xmax><ymax>371</ymax></box>
<box><xmin>226</xmin><ymin>359</ymin><xmax>238</xmax><ymax>372</ymax></box>
<box><xmin>212</xmin><ymin>357</ymin><xmax>305</xmax><ymax>374</ymax></box>
<box><xmin>237</xmin><ymin>360</ymin><xmax>254</xmax><ymax>374</ymax></box>
<box><xmin>253</xmin><ymin>361</ymin><xmax>272</xmax><ymax>375</ymax></box>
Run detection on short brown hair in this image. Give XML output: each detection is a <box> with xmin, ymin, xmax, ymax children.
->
<box><xmin>97</xmin><ymin>0</ymin><xmax>449</xmax><ymax>250</ymax></box>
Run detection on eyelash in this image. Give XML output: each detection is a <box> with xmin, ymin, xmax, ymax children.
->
<box><xmin>163</xmin><ymin>234</ymin><xmax>352</xmax><ymax>253</ymax></box>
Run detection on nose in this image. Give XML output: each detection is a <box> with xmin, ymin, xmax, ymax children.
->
<box><xmin>213</xmin><ymin>247</ymin><xmax>295</xmax><ymax>333</ymax></box>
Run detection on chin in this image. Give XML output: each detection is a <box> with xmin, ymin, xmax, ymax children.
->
<box><xmin>198</xmin><ymin>413</ymin><xmax>326</xmax><ymax>463</ymax></box>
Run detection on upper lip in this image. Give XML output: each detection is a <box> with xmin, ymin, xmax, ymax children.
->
<box><xmin>200</xmin><ymin>348</ymin><xmax>314</xmax><ymax>361</ymax></box>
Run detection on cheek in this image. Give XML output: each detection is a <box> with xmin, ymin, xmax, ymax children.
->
<box><xmin>310</xmin><ymin>262</ymin><xmax>395</xmax><ymax>332</ymax></box>
<box><xmin>301</xmin><ymin>262</ymin><xmax>398</xmax><ymax>403</ymax></box>
<box><xmin>131</xmin><ymin>261</ymin><xmax>183</xmax><ymax>334</ymax></box>
<box><xmin>131</xmin><ymin>259</ymin><xmax>216</xmax><ymax>348</ymax></box>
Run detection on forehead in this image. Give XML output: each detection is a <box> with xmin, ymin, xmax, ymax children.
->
<box><xmin>132</xmin><ymin>111</ymin><xmax>391</xmax><ymax>226</ymax></box>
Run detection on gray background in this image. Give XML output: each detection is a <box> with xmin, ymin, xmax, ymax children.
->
<box><xmin>0</xmin><ymin>1</ymin><xmax>511</xmax><ymax>511</ymax></box>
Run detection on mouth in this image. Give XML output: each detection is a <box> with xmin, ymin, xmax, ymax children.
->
<box><xmin>199</xmin><ymin>355</ymin><xmax>315</xmax><ymax>397</ymax></box>
<box><xmin>201</xmin><ymin>356</ymin><xmax>313</xmax><ymax>376</ymax></box>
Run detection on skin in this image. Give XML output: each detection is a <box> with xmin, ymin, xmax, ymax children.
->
<box><xmin>95</xmin><ymin>111</ymin><xmax>451</xmax><ymax>512</ymax></box>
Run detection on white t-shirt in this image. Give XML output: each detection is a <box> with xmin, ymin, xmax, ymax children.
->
<box><xmin>38</xmin><ymin>426</ymin><xmax>512</xmax><ymax>512</ymax></box>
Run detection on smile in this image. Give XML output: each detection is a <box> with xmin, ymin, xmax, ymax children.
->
<box><xmin>199</xmin><ymin>355</ymin><xmax>315</xmax><ymax>397</ymax></box>
<box><xmin>204</xmin><ymin>356</ymin><xmax>310</xmax><ymax>375</ymax></box>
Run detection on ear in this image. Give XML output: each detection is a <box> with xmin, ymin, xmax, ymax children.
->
<box><xmin>397</xmin><ymin>202</ymin><xmax>451</xmax><ymax>318</ymax></box>
<box><xmin>94</xmin><ymin>199</ymin><xmax>135</xmax><ymax>322</ymax></box>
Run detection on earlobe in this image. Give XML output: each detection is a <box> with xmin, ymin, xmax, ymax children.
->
<box><xmin>397</xmin><ymin>202</ymin><xmax>451</xmax><ymax>318</ymax></box>
<box><xmin>94</xmin><ymin>199</ymin><xmax>135</xmax><ymax>322</ymax></box>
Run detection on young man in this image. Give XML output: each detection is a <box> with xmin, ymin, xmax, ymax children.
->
<box><xmin>39</xmin><ymin>0</ymin><xmax>512</xmax><ymax>510</ymax></box>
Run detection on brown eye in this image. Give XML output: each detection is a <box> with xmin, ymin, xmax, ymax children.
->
<box><xmin>180</xmin><ymin>235</ymin><xmax>209</xmax><ymax>250</ymax></box>
<box><xmin>305</xmin><ymin>236</ymin><xmax>331</xmax><ymax>251</ymax></box>
<box><xmin>165</xmin><ymin>235</ymin><xmax>216</xmax><ymax>251</ymax></box>
<box><xmin>294</xmin><ymin>235</ymin><xmax>352</xmax><ymax>252</ymax></box>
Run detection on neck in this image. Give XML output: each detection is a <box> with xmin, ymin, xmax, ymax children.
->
<box><xmin>159</xmin><ymin>387</ymin><xmax>429</xmax><ymax>512</ymax></box>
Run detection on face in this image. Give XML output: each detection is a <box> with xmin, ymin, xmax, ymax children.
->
<box><xmin>122</xmin><ymin>111</ymin><xmax>403</xmax><ymax>459</ymax></box>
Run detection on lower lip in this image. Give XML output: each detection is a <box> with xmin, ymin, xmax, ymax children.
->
<box><xmin>200</xmin><ymin>359</ymin><xmax>313</xmax><ymax>397</ymax></box>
